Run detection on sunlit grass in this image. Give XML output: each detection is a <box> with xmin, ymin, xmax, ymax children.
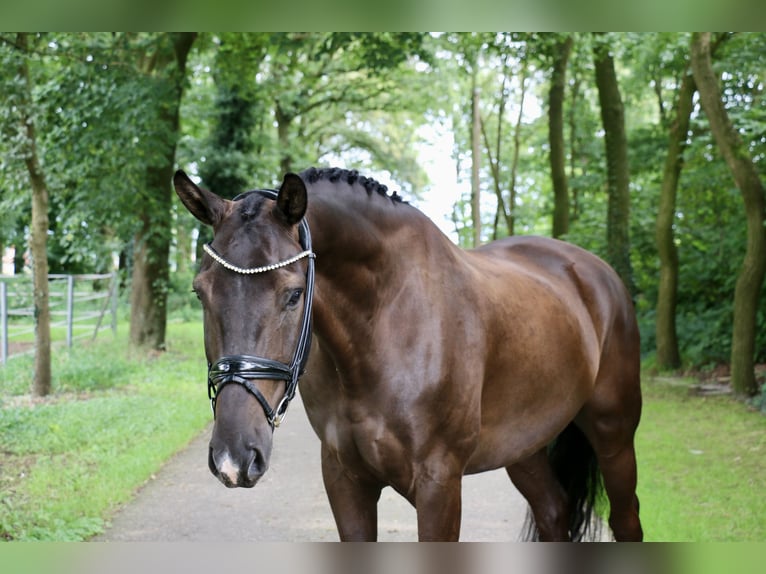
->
<box><xmin>636</xmin><ymin>377</ymin><xmax>766</xmax><ymax>541</ymax></box>
<box><xmin>0</xmin><ymin>321</ymin><xmax>209</xmax><ymax>540</ymax></box>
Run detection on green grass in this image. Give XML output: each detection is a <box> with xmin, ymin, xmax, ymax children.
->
<box><xmin>636</xmin><ymin>377</ymin><xmax>766</xmax><ymax>541</ymax></box>
<box><xmin>0</xmin><ymin>321</ymin><xmax>210</xmax><ymax>541</ymax></box>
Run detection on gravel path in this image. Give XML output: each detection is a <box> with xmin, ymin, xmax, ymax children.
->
<box><xmin>95</xmin><ymin>392</ymin><xmax>530</xmax><ymax>542</ymax></box>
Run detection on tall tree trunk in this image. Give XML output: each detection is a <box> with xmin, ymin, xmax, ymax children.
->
<box><xmin>507</xmin><ymin>62</ymin><xmax>528</xmax><ymax>239</ymax></box>
<box><xmin>482</xmin><ymin>58</ymin><xmax>511</xmax><ymax>240</ymax></box>
<box><xmin>13</xmin><ymin>239</ymin><xmax>25</xmax><ymax>274</ymax></box>
<box><xmin>482</xmin><ymin>119</ymin><xmax>508</xmax><ymax>240</ymax></box>
<box><xmin>655</xmin><ymin>69</ymin><xmax>696</xmax><ymax>371</ymax></box>
<box><xmin>593</xmin><ymin>35</ymin><xmax>636</xmax><ymax>298</ymax></box>
<box><xmin>129</xmin><ymin>32</ymin><xmax>196</xmax><ymax>350</ymax></box>
<box><xmin>470</xmin><ymin>78</ymin><xmax>482</xmax><ymax>247</ymax></box>
<box><xmin>691</xmin><ymin>32</ymin><xmax>766</xmax><ymax>396</ymax></box>
<box><xmin>568</xmin><ymin>74</ymin><xmax>583</xmax><ymax>220</ymax></box>
<box><xmin>482</xmin><ymin>53</ymin><xmax>524</xmax><ymax>239</ymax></box>
<box><xmin>16</xmin><ymin>33</ymin><xmax>51</xmax><ymax>396</ymax></box>
<box><xmin>549</xmin><ymin>34</ymin><xmax>573</xmax><ymax>239</ymax></box>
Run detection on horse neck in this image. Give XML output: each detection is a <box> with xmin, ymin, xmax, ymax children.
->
<box><xmin>304</xmin><ymin>181</ymin><xmax>451</xmax><ymax>332</ymax></box>
<box><xmin>306</xmin><ymin>181</ymin><xmax>422</xmax><ymax>265</ymax></box>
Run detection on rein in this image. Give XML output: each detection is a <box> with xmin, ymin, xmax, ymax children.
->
<box><xmin>206</xmin><ymin>189</ymin><xmax>316</xmax><ymax>430</ymax></box>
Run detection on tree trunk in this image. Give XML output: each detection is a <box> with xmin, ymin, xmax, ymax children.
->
<box><xmin>549</xmin><ymin>35</ymin><xmax>573</xmax><ymax>239</ymax></box>
<box><xmin>275</xmin><ymin>103</ymin><xmax>293</xmax><ymax>175</ymax></box>
<box><xmin>593</xmin><ymin>35</ymin><xmax>635</xmax><ymax>298</ymax></box>
<box><xmin>129</xmin><ymin>32</ymin><xmax>196</xmax><ymax>350</ymax></box>
<box><xmin>507</xmin><ymin>61</ymin><xmax>528</xmax><ymax>239</ymax></box>
<box><xmin>482</xmin><ymin>60</ymin><xmax>511</xmax><ymax>240</ymax></box>
<box><xmin>13</xmin><ymin>241</ymin><xmax>25</xmax><ymax>274</ymax></box>
<box><xmin>482</xmin><ymin>119</ymin><xmax>509</xmax><ymax>240</ymax></box>
<box><xmin>16</xmin><ymin>33</ymin><xmax>52</xmax><ymax>397</ymax></box>
<box><xmin>470</xmin><ymin>79</ymin><xmax>482</xmax><ymax>247</ymax></box>
<box><xmin>655</xmin><ymin>69</ymin><xmax>696</xmax><ymax>371</ymax></box>
<box><xmin>482</xmin><ymin>54</ymin><xmax>524</xmax><ymax>239</ymax></box>
<box><xmin>691</xmin><ymin>32</ymin><xmax>766</xmax><ymax>396</ymax></box>
<box><xmin>568</xmin><ymin>75</ymin><xmax>583</xmax><ymax>220</ymax></box>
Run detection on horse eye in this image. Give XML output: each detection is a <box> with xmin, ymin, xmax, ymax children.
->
<box><xmin>287</xmin><ymin>288</ymin><xmax>304</xmax><ymax>307</ymax></box>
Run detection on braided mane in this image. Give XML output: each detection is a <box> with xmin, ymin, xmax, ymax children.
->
<box><xmin>299</xmin><ymin>167</ymin><xmax>406</xmax><ymax>204</ymax></box>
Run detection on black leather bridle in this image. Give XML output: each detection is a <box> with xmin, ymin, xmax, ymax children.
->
<box><xmin>205</xmin><ymin>189</ymin><xmax>315</xmax><ymax>430</ymax></box>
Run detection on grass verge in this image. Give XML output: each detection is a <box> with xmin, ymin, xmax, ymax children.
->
<box><xmin>636</xmin><ymin>377</ymin><xmax>766</xmax><ymax>541</ymax></box>
<box><xmin>0</xmin><ymin>321</ymin><xmax>209</xmax><ymax>541</ymax></box>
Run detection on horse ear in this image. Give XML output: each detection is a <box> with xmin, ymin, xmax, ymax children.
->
<box><xmin>173</xmin><ymin>170</ymin><xmax>227</xmax><ymax>226</ymax></box>
<box><xmin>275</xmin><ymin>173</ymin><xmax>308</xmax><ymax>225</ymax></box>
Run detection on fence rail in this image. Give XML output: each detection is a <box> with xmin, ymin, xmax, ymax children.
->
<box><xmin>0</xmin><ymin>272</ymin><xmax>118</xmax><ymax>364</ymax></box>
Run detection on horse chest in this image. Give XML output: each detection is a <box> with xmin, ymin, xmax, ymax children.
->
<box><xmin>320</xmin><ymin>403</ymin><xmax>416</xmax><ymax>492</ymax></box>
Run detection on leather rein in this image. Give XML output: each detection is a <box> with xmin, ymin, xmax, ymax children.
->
<box><xmin>205</xmin><ymin>189</ymin><xmax>315</xmax><ymax>430</ymax></box>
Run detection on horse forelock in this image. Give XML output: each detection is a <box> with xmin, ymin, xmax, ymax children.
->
<box><xmin>235</xmin><ymin>192</ymin><xmax>267</xmax><ymax>222</ymax></box>
<box><xmin>299</xmin><ymin>167</ymin><xmax>407</xmax><ymax>205</ymax></box>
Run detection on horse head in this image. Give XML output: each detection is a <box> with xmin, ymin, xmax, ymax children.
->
<box><xmin>173</xmin><ymin>170</ymin><xmax>313</xmax><ymax>488</ymax></box>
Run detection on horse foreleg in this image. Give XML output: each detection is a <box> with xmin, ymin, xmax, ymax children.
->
<box><xmin>414</xmin><ymin>465</ymin><xmax>463</xmax><ymax>541</ymax></box>
<box><xmin>321</xmin><ymin>445</ymin><xmax>381</xmax><ymax>541</ymax></box>
<box><xmin>507</xmin><ymin>450</ymin><xmax>570</xmax><ymax>541</ymax></box>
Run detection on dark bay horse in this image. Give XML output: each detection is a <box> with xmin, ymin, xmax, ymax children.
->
<box><xmin>173</xmin><ymin>167</ymin><xmax>643</xmax><ymax>541</ymax></box>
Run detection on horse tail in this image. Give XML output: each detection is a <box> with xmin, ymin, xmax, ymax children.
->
<box><xmin>521</xmin><ymin>422</ymin><xmax>604</xmax><ymax>541</ymax></box>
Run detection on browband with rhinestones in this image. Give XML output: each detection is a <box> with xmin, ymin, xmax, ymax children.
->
<box><xmin>203</xmin><ymin>242</ymin><xmax>314</xmax><ymax>275</ymax></box>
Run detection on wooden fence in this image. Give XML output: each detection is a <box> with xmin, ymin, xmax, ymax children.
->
<box><xmin>0</xmin><ymin>273</ymin><xmax>118</xmax><ymax>364</ymax></box>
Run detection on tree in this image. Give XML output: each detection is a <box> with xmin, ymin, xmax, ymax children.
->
<box><xmin>470</xmin><ymin>74</ymin><xmax>482</xmax><ymax>247</ymax></box>
<box><xmin>549</xmin><ymin>34</ymin><xmax>574</xmax><ymax>239</ymax></box>
<box><xmin>503</xmin><ymin>48</ymin><xmax>529</xmax><ymax>239</ymax></box>
<box><xmin>655</xmin><ymin>66</ymin><xmax>695</xmax><ymax>371</ymax></box>
<box><xmin>260</xmin><ymin>33</ymin><xmax>428</xmax><ymax>178</ymax></box>
<box><xmin>192</xmin><ymin>34</ymin><xmax>265</xmax><ymax>262</ymax></box>
<box><xmin>13</xmin><ymin>33</ymin><xmax>52</xmax><ymax>396</ymax></box>
<box><xmin>691</xmin><ymin>32</ymin><xmax>766</xmax><ymax>396</ymax></box>
<box><xmin>480</xmin><ymin>41</ymin><xmax>526</xmax><ymax>240</ymax></box>
<box><xmin>593</xmin><ymin>34</ymin><xmax>636</xmax><ymax>298</ymax></box>
<box><xmin>128</xmin><ymin>33</ymin><xmax>196</xmax><ymax>350</ymax></box>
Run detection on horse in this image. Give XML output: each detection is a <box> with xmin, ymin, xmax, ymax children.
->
<box><xmin>173</xmin><ymin>166</ymin><xmax>643</xmax><ymax>542</ymax></box>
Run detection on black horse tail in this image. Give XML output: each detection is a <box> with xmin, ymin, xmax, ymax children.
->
<box><xmin>521</xmin><ymin>422</ymin><xmax>605</xmax><ymax>541</ymax></box>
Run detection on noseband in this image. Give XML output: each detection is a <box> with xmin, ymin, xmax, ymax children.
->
<box><xmin>206</xmin><ymin>189</ymin><xmax>315</xmax><ymax>430</ymax></box>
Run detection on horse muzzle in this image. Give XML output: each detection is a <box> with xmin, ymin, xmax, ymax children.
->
<box><xmin>208</xmin><ymin>443</ymin><xmax>270</xmax><ymax>488</ymax></box>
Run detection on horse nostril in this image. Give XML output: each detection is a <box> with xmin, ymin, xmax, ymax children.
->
<box><xmin>208</xmin><ymin>447</ymin><xmax>219</xmax><ymax>476</ymax></box>
<box><xmin>246</xmin><ymin>448</ymin><xmax>268</xmax><ymax>484</ymax></box>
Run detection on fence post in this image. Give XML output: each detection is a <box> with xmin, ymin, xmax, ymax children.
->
<box><xmin>110</xmin><ymin>271</ymin><xmax>118</xmax><ymax>334</ymax></box>
<box><xmin>1</xmin><ymin>281</ymin><xmax>7</xmax><ymax>365</ymax></box>
<box><xmin>66</xmin><ymin>275</ymin><xmax>74</xmax><ymax>347</ymax></box>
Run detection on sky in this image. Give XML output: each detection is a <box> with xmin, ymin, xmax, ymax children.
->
<box><xmin>373</xmin><ymin>122</ymin><xmax>467</xmax><ymax>243</ymax></box>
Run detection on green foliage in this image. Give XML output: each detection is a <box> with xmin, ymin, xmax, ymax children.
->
<box><xmin>0</xmin><ymin>32</ymin><xmax>191</xmax><ymax>276</ymax></box>
<box><xmin>166</xmin><ymin>266</ymin><xmax>202</xmax><ymax>322</ymax></box>
<box><xmin>178</xmin><ymin>32</ymin><xmax>432</xmax><ymax>195</ymax></box>
<box><xmin>0</xmin><ymin>322</ymin><xmax>209</xmax><ymax>541</ymax></box>
<box><xmin>2</xmin><ymin>31</ymin><xmax>764</xmax><ymax>371</ymax></box>
<box><xmin>559</xmin><ymin>32</ymin><xmax>766</xmax><ymax>367</ymax></box>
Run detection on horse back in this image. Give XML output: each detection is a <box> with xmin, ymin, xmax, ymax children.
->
<box><xmin>472</xmin><ymin>235</ymin><xmax>636</xmax><ymax>350</ymax></box>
